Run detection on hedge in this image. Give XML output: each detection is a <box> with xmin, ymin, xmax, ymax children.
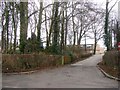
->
<box><xmin>2</xmin><ymin>54</ymin><xmax>72</xmax><ymax>73</ymax></box>
<box><xmin>2</xmin><ymin>53</ymin><xmax>92</xmax><ymax>73</ymax></box>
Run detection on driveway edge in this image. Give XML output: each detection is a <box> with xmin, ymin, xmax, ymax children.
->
<box><xmin>97</xmin><ymin>65</ymin><xmax>120</xmax><ymax>81</ymax></box>
<box><xmin>2</xmin><ymin>70</ymin><xmax>39</xmax><ymax>75</ymax></box>
<box><xmin>2</xmin><ymin>65</ymin><xmax>69</xmax><ymax>75</ymax></box>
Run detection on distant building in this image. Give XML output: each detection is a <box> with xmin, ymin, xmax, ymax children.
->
<box><xmin>80</xmin><ymin>44</ymin><xmax>94</xmax><ymax>53</ymax></box>
<box><xmin>80</xmin><ymin>44</ymin><xmax>104</xmax><ymax>54</ymax></box>
<box><xmin>65</xmin><ymin>44</ymin><xmax>104</xmax><ymax>54</ymax></box>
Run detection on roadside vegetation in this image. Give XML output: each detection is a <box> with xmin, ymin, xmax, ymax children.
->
<box><xmin>98</xmin><ymin>50</ymin><xmax>119</xmax><ymax>79</ymax></box>
<box><xmin>2</xmin><ymin>53</ymin><xmax>92</xmax><ymax>73</ymax></box>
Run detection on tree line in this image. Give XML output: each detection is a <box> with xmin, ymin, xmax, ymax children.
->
<box><xmin>0</xmin><ymin>0</ymin><xmax>119</xmax><ymax>54</ymax></box>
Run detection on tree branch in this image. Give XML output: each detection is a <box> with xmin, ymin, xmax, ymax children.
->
<box><xmin>108</xmin><ymin>0</ymin><xmax>118</xmax><ymax>14</ymax></box>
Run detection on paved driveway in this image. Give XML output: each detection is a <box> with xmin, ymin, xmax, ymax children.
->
<box><xmin>2</xmin><ymin>54</ymin><xmax>118</xmax><ymax>88</ymax></box>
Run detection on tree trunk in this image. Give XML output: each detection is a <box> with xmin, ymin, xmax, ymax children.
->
<box><xmin>72</xmin><ymin>2</ymin><xmax>76</xmax><ymax>46</ymax></box>
<box><xmin>1</xmin><ymin>12</ymin><xmax>6</xmax><ymax>53</ymax></box>
<box><xmin>60</xmin><ymin>5</ymin><xmax>65</xmax><ymax>52</ymax></box>
<box><xmin>5</xmin><ymin>4</ymin><xmax>9</xmax><ymax>53</ymax></box>
<box><xmin>93</xmin><ymin>36</ymin><xmax>97</xmax><ymax>54</ymax></box>
<box><xmin>104</xmin><ymin>0</ymin><xmax>110</xmax><ymax>51</ymax></box>
<box><xmin>20</xmin><ymin>2</ymin><xmax>28</xmax><ymax>53</ymax></box>
<box><xmin>11</xmin><ymin>2</ymin><xmax>17</xmax><ymax>52</ymax></box>
<box><xmin>84</xmin><ymin>35</ymin><xmax>87</xmax><ymax>52</ymax></box>
<box><xmin>37</xmin><ymin>2</ymin><xmax>43</xmax><ymax>45</ymax></box>
<box><xmin>45</xmin><ymin>10</ymin><xmax>49</xmax><ymax>48</ymax></box>
<box><xmin>47</xmin><ymin>4</ymin><xmax>55</xmax><ymax>48</ymax></box>
<box><xmin>116</xmin><ymin>21</ymin><xmax>120</xmax><ymax>46</ymax></box>
<box><xmin>10</xmin><ymin>28</ymin><xmax>13</xmax><ymax>52</ymax></box>
<box><xmin>52</xmin><ymin>2</ymin><xmax>59</xmax><ymax>53</ymax></box>
<box><xmin>65</xmin><ymin>2</ymin><xmax>68</xmax><ymax>46</ymax></box>
<box><xmin>78</xmin><ymin>16</ymin><xmax>83</xmax><ymax>45</ymax></box>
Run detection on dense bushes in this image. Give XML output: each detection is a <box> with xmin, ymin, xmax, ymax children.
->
<box><xmin>98</xmin><ymin>50</ymin><xmax>120</xmax><ymax>78</ymax></box>
<box><xmin>102</xmin><ymin>51</ymin><xmax>119</xmax><ymax>67</ymax></box>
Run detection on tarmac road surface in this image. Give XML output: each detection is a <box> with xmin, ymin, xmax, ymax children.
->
<box><xmin>2</xmin><ymin>54</ymin><xmax>118</xmax><ymax>88</ymax></box>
